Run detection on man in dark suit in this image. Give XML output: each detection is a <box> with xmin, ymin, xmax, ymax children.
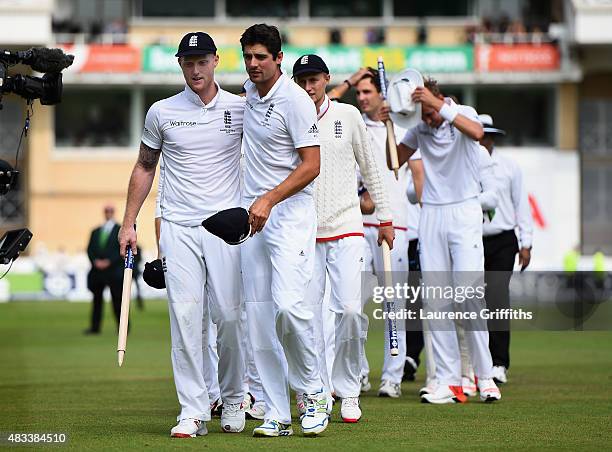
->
<box><xmin>84</xmin><ymin>204</ymin><xmax>124</xmax><ymax>334</ymax></box>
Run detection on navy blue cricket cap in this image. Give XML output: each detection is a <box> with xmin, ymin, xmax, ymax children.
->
<box><xmin>175</xmin><ymin>32</ymin><xmax>217</xmax><ymax>57</ymax></box>
<box><xmin>202</xmin><ymin>208</ymin><xmax>251</xmax><ymax>245</ymax></box>
<box><xmin>292</xmin><ymin>54</ymin><xmax>329</xmax><ymax>78</ymax></box>
<box><xmin>143</xmin><ymin>259</ymin><xmax>165</xmax><ymax>289</ymax></box>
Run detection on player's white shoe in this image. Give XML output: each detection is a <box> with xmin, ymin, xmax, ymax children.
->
<box><xmin>300</xmin><ymin>390</ymin><xmax>329</xmax><ymax>436</ymax></box>
<box><xmin>221</xmin><ymin>400</ymin><xmax>246</xmax><ymax>433</ymax></box>
<box><xmin>378</xmin><ymin>380</ymin><xmax>401</xmax><ymax>398</ymax></box>
<box><xmin>360</xmin><ymin>374</ymin><xmax>371</xmax><ymax>393</ymax></box>
<box><xmin>478</xmin><ymin>378</ymin><xmax>502</xmax><ymax>402</ymax></box>
<box><xmin>340</xmin><ymin>397</ymin><xmax>362</xmax><ymax>423</ymax></box>
<box><xmin>170</xmin><ymin>418</ymin><xmax>207</xmax><ymax>438</ymax></box>
<box><xmin>419</xmin><ymin>379</ymin><xmax>438</xmax><ymax>396</ymax></box>
<box><xmin>421</xmin><ymin>385</ymin><xmax>467</xmax><ymax>404</ymax></box>
<box><xmin>492</xmin><ymin>366</ymin><xmax>508</xmax><ymax>384</ymax></box>
<box><xmin>462</xmin><ymin>376</ymin><xmax>477</xmax><ymax>397</ymax></box>
<box><xmin>253</xmin><ymin>420</ymin><xmax>293</xmax><ymax>437</ymax></box>
<box><xmin>246</xmin><ymin>401</ymin><xmax>266</xmax><ymax>420</ymax></box>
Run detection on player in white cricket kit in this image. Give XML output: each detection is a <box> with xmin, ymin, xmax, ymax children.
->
<box><xmin>479</xmin><ymin>114</ymin><xmax>533</xmax><ymax>385</ymax></box>
<box><xmin>384</xmin><ymin>78</ymin><xmax>502</xmax><ymax>404</ymax></box>
<box><xmin>239</xmin><ymin>24</ymin><xmax>327</xmax><ymax>437</ymax></box>
<box><xmin>119</xmin><ymin>32</ymin><xmax>247</xmax><ymax>437</ymax></box>
<box><xmin>293</xmin><ymin>54</ymin><xmax>394</xmax><ymax>423</ymax></box>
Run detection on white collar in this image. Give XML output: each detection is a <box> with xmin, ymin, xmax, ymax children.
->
<box><xmin>253</xmin><ymin>72</ymin><xmax>286</xmax><ymax>102</ymax></box>
<box><xmin>183</xmin><ymin>81</ymin><xmax>221</xmax><ymax>108</ymax></box>
<box><xmin>362</xmin><ymin>113</ymin><xmax>384</xmax><ymax>128</ymax></box>
<box><xmin>317</xmin><ymin>95</ymin><xmax>330</xmax><ymax>120</ymax></box>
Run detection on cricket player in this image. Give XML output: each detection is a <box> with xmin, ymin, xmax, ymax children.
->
<box><xmin>239</xmin><ymin>24</ymin><xmax>328</xmax><ymax>437</ymax></box>
<box><xmin>293</xmin><ymin>54</ymin><xmax>394</xmax><ymax>422</ymax></box>
<box><xmin>119</xmin><ymin>32</ymin><xmax>247</xmax><ymax>436</ymax></box>
<box><xmin>416</xmin><ymin>142</ymin><xmax>500</xmax><ymax>398</ymax></box>
<box><xmin>383</xmin><ymin>79</ymin><xmax>502</xmax><ymax>404</ymax></box>
<box><xmin>333</xmin><ymin>68</ymin><xmax>423</xmax><ymax>397</ymax></box>
<box><xmin>479</xmin><ymin>113</ymin><xmax>533</xmax><ymax>384</ymax></box>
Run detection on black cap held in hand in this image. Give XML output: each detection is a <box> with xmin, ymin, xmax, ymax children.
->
<box><xmin>292</xmin><ymin>54</ymin><xmax>329</xmax><ymax>78</ymax></box>
<box><xmin>202</xmin><ymin>208</ymin><xmax>251</xmax><ymax>245</ymax></box>
<box><xmin>175</xmin><ymin>32</ymin><xmax>217</xmax><ymax>57</ymax></box>
<box><xmin>143</xmin><ymin>259</ymin><xmax>166</xmax><ymax>289</ymax></box>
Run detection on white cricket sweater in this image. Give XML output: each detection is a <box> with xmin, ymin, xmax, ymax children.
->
<box><xmin>315</xmin><ymin>97</ymin><xmax>392</xmax><ymax>240</ymax></box>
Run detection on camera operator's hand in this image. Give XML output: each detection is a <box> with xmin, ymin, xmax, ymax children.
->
<box><xmin>119</xmin><ymin>224</ymin><xmax>137</xmax><ymax>258</ymax></box>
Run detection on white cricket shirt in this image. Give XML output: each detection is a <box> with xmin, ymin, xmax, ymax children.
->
<box><xmin>401</xmin><ymin>98</ymin><xmax>482</xmax><ymax>205</ymax></box>
<box><xmin>483</xmin><ymin>149</ymin><xmax>533</xmax><ymax>248</ymax></box>
<box><xmin>361</xmin><ymin>115</ymin><xmax>410</xmax><ymax>229</ymax></box>
<box><xmin>142</xmin><ymin>83</ymin><xmax>245</xmax><ymax>226</ymax></box>
<box><xmin>242</xmin><ymin>73</ymin><xmax>320</xmax><ymax>206</ymax></box>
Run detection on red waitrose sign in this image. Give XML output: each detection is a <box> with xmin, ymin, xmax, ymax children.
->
<box><xmin>476</xmin><ymin>44</ymin><xmax>560</xmax><ymax>72</ymax></box>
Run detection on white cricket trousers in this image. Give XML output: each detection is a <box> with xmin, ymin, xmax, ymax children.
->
<box><xmin>241</xmin><ymin>196</ymin><xmax>323</xmax><ymax>424</ymax></box>
<box><xmin>418</xmin><ymin>198</ymin><xmax>493</xmax><ymax>387</ymax></box>
<box><xmin>160</xmin><ymin>219</ymin><xmax>245</xmax><ymax>422</ymax></box>
<box><xmin>306</xmin><ymin>236</ymin><xmax>368</xmax><ymax>399</ymax></box>
<box><xmin>364</xmin><ymin>227</ymin><xmax>409</xmax><ymax>384</ymax></box>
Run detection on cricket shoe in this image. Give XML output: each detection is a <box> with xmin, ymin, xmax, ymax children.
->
<box><xmin>421</xmin><ymin>385</ymin><xmax>467</xmax><ymax>404</ymax></box>
<box><xmin>246</xmin><ymin>401</ymin><xmax>266</xmax><ymax>420</ymax></box>
<box><xmin>210</xmin><ymin>398</ymin><xmax>222</xmax><ymax>417</ymax></box>
<box><xmin>170</xmin><ymin>418</ymin><xmax>207</xmax><ymax>438</ymax></box>
<box><xmin>378</xmin><ymin>380</ymin><xmax>401</xmax><ymax>398</ymax></box>
<box><xmin>419</xmin><ymin>379</ymin><xmax>438</xmax><ymax>397</ymax></box>
<box><xmin>462</xmin><ymin>376</ymin><xmax>477</xmax><ymax>397</ymax></box>
<box><xmin>478</xmin><ymin>378</ymin><xmax>501</xmax><ymax>402</ymax></box>
<box><xmin>360</xmin><ymin>374</ymin><xmax>371</xmax><ymax>393</ymax></box>
<box><xmin>253</xmin><ymin>419</ymin><xmax>293</xmax><ymax>437</ymax></box>
<box><xmin>221</xmin><ymin>400</ymin><xmax>246</xmax><ymax>433</ymax></box>
<box><xmin>340</xmin><ymin>397</ymin><xmax>361</xmax><ymax>423</ymax></box>
<box><xmin>300</xmin><ymin>390</ymin><xmax>330</xmax><ymax>436</ymax></box>
<box><xmin>492</xmin><ymin>366</ymin><xmax>508</xmax><ymax>384</ymax></box>
<box><xmin>402</xmin><ymin>357</ymin><xmax>418</xmax><ymax>382</ymax></box>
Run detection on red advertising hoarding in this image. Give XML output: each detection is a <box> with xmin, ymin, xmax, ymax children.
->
<box><xmin>476</xmin><ymin>44</ymin><xmax>560</xmax><ymax>72</ymax></box>
<box><xmin>60</xmin><ymin>44</ymin><xmax>141</xmax><ymax>73</ymax></box>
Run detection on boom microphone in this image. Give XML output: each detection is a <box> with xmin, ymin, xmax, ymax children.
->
<box><xmin>16</xmin><ymin>48</ymin><xmax>74</xmax><ymax>73</ymax></box>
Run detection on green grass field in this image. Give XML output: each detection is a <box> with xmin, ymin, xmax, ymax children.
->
<box><xmin>1</xmin><ymin>300</ymin><xmax>611</xmax><ymax>451</ymax></box>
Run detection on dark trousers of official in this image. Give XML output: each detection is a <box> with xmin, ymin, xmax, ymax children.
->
<box><xmin>483</xmin><ymin>230</ymin><xmax>519</xmax><ymax>369</ymax></box>
<box><xmin>406</xmin><ymin>239</ymin><xmax>424</xmax><ymax>365</ymax></box>
<box><xmin>89</xmin><ymin>279</ymin><xmax>123</xmax><ymax>332</ymax></box>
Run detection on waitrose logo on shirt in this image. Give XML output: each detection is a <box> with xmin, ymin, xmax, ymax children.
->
<box><xmin>169</xmin><ymin>120</ymin><xmax>197</xmax><ymax>127</ymax></box>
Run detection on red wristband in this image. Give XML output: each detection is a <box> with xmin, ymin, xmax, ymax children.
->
<box><xmin>379</xmin><ymin>221</ymin><xmax>393</xmax><ymax>227</ymax></box>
